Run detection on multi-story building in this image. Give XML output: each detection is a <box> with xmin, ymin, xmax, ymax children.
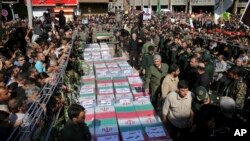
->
<box><xmin>78</xmin><ymin>0</ymin><xmax>109</xmax><ymax>14</ymax></box>
<box><xmin>103</xmin><ymin>0</ymin><xmax>249</xmax><ymax>14</ymax></box>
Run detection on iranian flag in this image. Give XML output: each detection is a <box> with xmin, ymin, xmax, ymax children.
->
<box><xmin>157</xmin><ymin>0</ymin><xmax>161</xmax><ymax>16</ymax></box>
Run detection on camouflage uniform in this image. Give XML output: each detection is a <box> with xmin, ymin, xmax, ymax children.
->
<box><xmin>225</xmin><ymin>78</ymin><xmax>247</xmax><ymax>111</ymax></box>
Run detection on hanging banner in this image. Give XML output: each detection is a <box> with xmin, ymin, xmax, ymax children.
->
<box><xmin>143</xmin><ymin>8</ymin><xmax>152</xmax><ymax>20</ymax></box>
<box><xmin>190</xmin><ymin>0</ymin><xmax>214</xmax><ymax>6</ymax></box>
<box><xmin>31</xmin><ymin>0</ymin><xmax>78</xmax><ymax>6</ymax></box>
<box><xmin>2</xmin><ymin>0</ymin><xmax>19</xmax><ymax>3</ymax></box>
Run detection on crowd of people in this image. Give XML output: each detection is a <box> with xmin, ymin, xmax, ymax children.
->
<box><xmin>0</xmin><ymin>10</ymin><xmax>85</xmax><ymax>141</ymax></box>
<box><xmin>0</xmin><ymin>8</ymin><xmax>250</xmax><ymax>141</ymax></box>
<box><xmin>109</xmin><ymin>10</ymin><xmax>250</xmax><ymax>140</ymax></box>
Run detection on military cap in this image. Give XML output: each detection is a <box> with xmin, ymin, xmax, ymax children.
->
<box><xmin>195</xmin><ymin>86</ymin><xmax>208</xmax><ymax>101</ymax></box>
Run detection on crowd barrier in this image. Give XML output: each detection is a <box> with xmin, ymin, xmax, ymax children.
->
<box><xmin>7</xmin><ymin>39</ymin><xmax>74</xmax><ymax>141</ymax></box>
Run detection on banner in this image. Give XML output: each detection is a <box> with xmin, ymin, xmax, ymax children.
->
<box><xmin>214</xmin><ymin>0</ymin><xmax>233</xmax><ymax>24</ymax></box>
<box><xmin>31</xmin><ymin>0</ymin><xmax>77</xmax><ymax>6</ymax></box>
<box><xmin>143</xmin><ymin>8</ymin><xmax>152</xmax><ymax>20</ymax></box>
<box><xmin>2</xmin><ymin>0</ymin><xmax>19</xmax><ymax>3</ymax></box>
<box><xmin>240</xmin><ymin>0</ymin><xmax>250</xmax><ymax>28</ymax></box>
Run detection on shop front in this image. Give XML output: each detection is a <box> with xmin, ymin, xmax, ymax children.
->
<box><xmin>31</xmin><ymin>0</ymin><xmax>77</xmax><ymax>20</ymax></box>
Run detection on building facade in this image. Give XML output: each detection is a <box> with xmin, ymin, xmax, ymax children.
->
<box><xmin>105</xmin><ymin>0</ymin><xmax>248</xmax><ymax>14</ymax></box>
<box><xmin>78</xmin><ymin>0</ymin><xmax>109</xmax><ymax>15</ymax></box>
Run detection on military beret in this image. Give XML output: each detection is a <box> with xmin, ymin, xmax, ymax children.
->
<box><xmin>195</xmin><ymin>86</ymin><xmax>208</xmax><ymax>101</ymax></box>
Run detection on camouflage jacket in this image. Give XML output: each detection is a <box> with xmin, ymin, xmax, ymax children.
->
<box><xmin>225</xmin><ymin>78</ymin><xmax>247</xmax><ymax>110</ymax></box>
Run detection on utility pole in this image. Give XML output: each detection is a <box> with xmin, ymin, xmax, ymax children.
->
<box><xmin>141</xmin><ymin>0</ymin><xmax>143</xmax><ymax>10</ymax></box>
<box><xmin>233</xmin><ymin>0</ymin><xmax>239</xmax><ymax>15</ymax></box>
<box><xmin>26</xmin><ymin>0</ymin><xmax>33</xmax><ymax>28</ymax></box>
<box><xmin>9</xmin><ymin>4</ymin><xmax>15</xmax><ymax>20</ymax></box>
<box><xmin>169</xmin><ymin>0</ymin><xmax>172</xmax><ymax>11</ymax></box>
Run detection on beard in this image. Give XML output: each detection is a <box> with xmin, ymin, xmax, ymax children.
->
<box><xmin>173</xmin><ymin>74</ymin><xmax>179</xmax><ymax>78</ymax></box>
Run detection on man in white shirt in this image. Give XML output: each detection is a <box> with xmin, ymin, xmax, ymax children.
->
<box><xmin>162</xmin><ymin>80</ymin><xmax>194</xmax><ymax>141</ymax></box>
<box><xmin>215</xmin><ymin>55</ymin><xmax>227</xmax><ymax>73</ymax></box>
<box><xmin>214</xmin><ymin>55</ymin><xmax>227</xmax><ymax>81</ymax></box>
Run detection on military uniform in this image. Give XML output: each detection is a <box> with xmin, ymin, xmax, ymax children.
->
<box><xmin>225</xmin><ymin>78</ymin><xmax>247</xmax><ymax>111</ymax></box>
<box><xmin>142</xmin><ymin>41</ymin><xmax>154</xmax><ymax>55</ymax></box>
<box><xmin>152</xmin><ymin>35</ymin><xmax>160</xmax><ymax>52</ymax></box>
<box><xmin>205</xmin><ymin>61</ymin><xmax>215</xmax><ymax>81</ymax></box>
<box><xmin>113</xmin><ymin>36</ymin><xmax>122</xmax><ymax>57</ymax></box>
<box><xmin>203</xmin><ymin>52</ymin><xmax>215</xmax><ymax>81</ymax></box>
<box><xmin>178</xmin><ymin>50</ymin><xmax>191</xmax><ymax>79</ymax></box>
<box><xmin>141</xmin><ymin>53</ymin><xmax>154</xmax><ymax>70</ymax></box>
<box><xmin>192</xmin><ymin>86</ymin><xmax>220</xmax><ymax>113</ymax></box>
<box><xmin>146</xmin><ymin>63</ymin><xmax>169</xmax><ymax>108</ymax></box>
<box><xmin>193</xmin><ymin>95</ymin><xmax>221</xmax><ymax>113</ymax></box>
<box><xmin>78</xmin><ymin>31</ymin><xmax>88</xmax><ymax>51</ymax></box>
<box><xmin>170</xmin><ymin>43</ymin><xmax>181</xmax><ymax>65</ymax></box>
<box><xmin>91</xmin><ymin>26</ymin><xmax>97</xmax><ymax>43</ymax></box>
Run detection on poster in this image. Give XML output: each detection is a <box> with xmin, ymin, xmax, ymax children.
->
<box><xmin>32</xmin><ymin>0</ymin><xmax>77</xmax><ymax>6</ymax></box>
<box><xmin>143</xmin><ymin>8</ymin><xmax>152</xmax><ymax>20</ymax></box>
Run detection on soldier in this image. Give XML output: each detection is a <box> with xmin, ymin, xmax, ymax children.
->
<box><xmin>169</xmin><ymin>37</ymin><xmax>181</xmax><ymax>65</ymax></box>
<box><xmin>192</xmin><ymin>86</ymin><xmax>220</xmax><ymax>114</ymax></box>
<box><xmin>151</xmin><ymin>31</ymin><xmax>160</xmax><ymax>53</ymax></box>
<box><xmin>146</xmin><ymin>54</ymin><xmax>169</xmax><ymax>109</ymax></box>
<box><xmin>191</xmin><ymin>97</ymin><xmax>246</xmax><ymax>140</ymax></box>
<box><xmin>193</xmin><ymin>63</ymin><xmax>211</xmax><ymax>91</ymax></box>
<box><xmin>113</xmin><ymin>31</ymin><xmax>122</xmax><ymax>57</ymax></box>
<box><xmin>225</xmin><ymin>67</ymin><xmax>247</xmax><ymax>112</ymax></box>
<box><xmin>202</xmin><ymin>52</ymin><xmax>215</xmax><ymax>82</ymax></box>
<box><xmin>78</xmin><ymin>25</ymin><xmax>88</xmax><ymax>50</ymax></box>
<box><xmin>128</xmin><ymin>33</ymin><xmax>140</xmax><ymax>69</ymax></box>
<box><xmin>140</xmin><ymin>46</ymin><xmax>155</xmax><ymax>76</ymax></box>
<box><xmin>178</xmin><ymin>41</ymin><xmax>192</xmax><ymax>79</ymax></box>
<box><xmin>141</xmin><ymin>36</ymin><xmax>154</xmax><ymax>55</ymax></box>
<box><xmin>91</xmin><ymin>23</ymin><xmax>97</xmax><ymax>43</ymax></box>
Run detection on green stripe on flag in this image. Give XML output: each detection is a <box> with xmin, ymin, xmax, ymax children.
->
<box><xmin>157</xmin><ymin>0</ymin><xmax>161</xmax><ymax>16</ymax></box>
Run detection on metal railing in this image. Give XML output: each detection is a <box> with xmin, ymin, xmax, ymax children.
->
<box><xmin>7</xmin><ymin>40</ymin><xmax>74</xmax><ymax>141</ymax></box>
<box><xmin>199</xmin><ymin>34</ymin><xmax>250</xmax><ymax>52</ymax></box>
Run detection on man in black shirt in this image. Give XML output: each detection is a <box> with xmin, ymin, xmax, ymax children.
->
<box><xmin>60</xmin><ymin>104</ymin><xmax>91</xmax><ymax>141</ymax></box>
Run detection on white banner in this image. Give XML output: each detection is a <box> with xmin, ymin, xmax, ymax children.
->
<box><xmin>191</xmin><ymin>0</ymin><xmax>214</xmax><ymax>6</ymax></box>
<box><xmin>143</xmin><ymin>8</ymin><xmax>152</xmax><ymax>20</ymax></box>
